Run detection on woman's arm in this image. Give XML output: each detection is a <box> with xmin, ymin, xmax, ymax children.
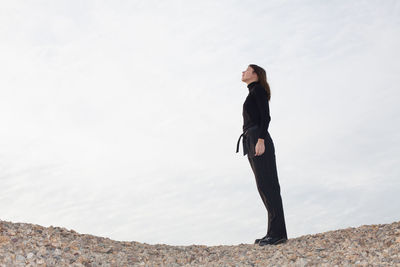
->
<box><xmin>253</xmin><ymin>85</ymin><xmax>271</xmax><ymax>140</ymax></box>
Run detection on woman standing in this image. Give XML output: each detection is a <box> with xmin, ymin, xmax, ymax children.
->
<box><xmin>236</xmin><ymin>64</ymin><xmax>288</xmax><ymax>246</ymax></box>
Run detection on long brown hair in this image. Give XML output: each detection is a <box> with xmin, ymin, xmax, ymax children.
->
<box><xmin>249</xmin><ymin>64</ymin><xmax>271</xmax><ymax>101</ymax></box>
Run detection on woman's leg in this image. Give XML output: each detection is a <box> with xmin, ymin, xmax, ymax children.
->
<box><xmin>247</xmin><ymin>138</ymin><xmax>287</xmax><ymax>239</ymax></box>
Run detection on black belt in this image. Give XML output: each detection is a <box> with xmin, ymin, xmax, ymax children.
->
<box><xmin>236</xmin><ymin>131</ymin><xmax>247</xmax><ymax>153</ymax></box>
<box><xmin>236</xmin><ymin>125</ymin><xmax>259</xmax><ymax>154</ymax></box>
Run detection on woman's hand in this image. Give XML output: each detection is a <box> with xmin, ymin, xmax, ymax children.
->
<box><xmin>255</xmin><ymin>138</ymin><xmax>265</xmax><ymax>156</ymax></box>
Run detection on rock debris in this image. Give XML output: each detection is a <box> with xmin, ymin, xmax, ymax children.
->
<box><xmin>1</xmin><ymin>219</ymin><xmax>399</xmax><ymax>266</ymax></box>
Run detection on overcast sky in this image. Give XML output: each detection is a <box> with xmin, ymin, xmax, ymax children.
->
<box><xmin>1</xmin><ymin>0</ymin><xmax>399</xmax><ymax>246</ymax></box>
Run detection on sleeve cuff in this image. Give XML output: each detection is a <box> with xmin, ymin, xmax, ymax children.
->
<box><xmin>258</xmin><ymin>133</ymin><xmax>267</xmax><ymax>140</ymax></box>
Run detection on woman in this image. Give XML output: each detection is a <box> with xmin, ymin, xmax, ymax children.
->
<box><xmin>236</xmin><ymin>64</ymin><xmax>288</xmax><ymax>246</ymax></box>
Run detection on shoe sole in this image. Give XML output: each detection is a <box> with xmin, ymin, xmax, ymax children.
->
<box><xmin>272</xmin><ymin>238</ymin><xmax>287</xmax><ymax>245</ymax></box>
<box><xmin>259</xmin><ymin>238</ymin><xmax>287</xmax><ymax>246</ymax></box>
<box><xmin>254</xmin><ymin>237</ymin><xmax>269</xmax><ymax>245</ymax></box>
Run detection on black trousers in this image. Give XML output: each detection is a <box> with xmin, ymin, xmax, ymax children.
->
<box><xmin>237</xmin><ymin>126</ymin><xmax>288</xmax><ymax>239</ymax></box>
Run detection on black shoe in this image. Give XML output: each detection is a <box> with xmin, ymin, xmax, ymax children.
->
<box><xmin>258</xmin><ymin>236</ymin><xmax>287</xmax><ymax>246</ymax></box>
<box><xmin>254</xmin><ymin>234</ymin><xmax>270</xmax><ymax>245</ymax></box>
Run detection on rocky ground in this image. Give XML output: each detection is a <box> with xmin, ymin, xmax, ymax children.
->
<box><xmin>1</xmin><ymin>219</ymin><xmax>399</xmax><ymax>266</ymax></box>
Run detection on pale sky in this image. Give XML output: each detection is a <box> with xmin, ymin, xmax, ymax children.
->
<box><xmin>1</xmin><ymin>0</ymin><xmax>399</xmax><ymax>246</ymax></box>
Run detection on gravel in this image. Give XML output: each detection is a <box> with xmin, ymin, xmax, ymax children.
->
<box><xmin>1</xmin><ymin>218</ymin><xmax>399</xmax><ymax>266</ymax></box>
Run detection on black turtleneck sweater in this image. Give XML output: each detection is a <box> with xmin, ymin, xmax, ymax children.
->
<box><xmin>242</xmin><ymin>81</ymin><xmax>271</xmax><ymax>140</ymax></box>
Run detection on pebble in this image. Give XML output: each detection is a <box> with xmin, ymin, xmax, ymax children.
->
<box><xmin>0</xmin><ymin>219</ymin><xmax>399</xmax><ymax>266</ymax></box>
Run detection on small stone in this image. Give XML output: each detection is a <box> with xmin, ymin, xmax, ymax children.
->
<box><xmin>288</xmin><ymin>254</ymin><xmax>297</xmax><ymax>261</ymax></box>
<box><xmin>16</xmin><ymin>254</ymin><xmax>25</xmax><ymax>262</ymax></box>
<box><xmin>54</xmin><ymin>248</ymin><xmax>62</xmax><ymax>256</ymax></box>
<box><xmin>26</xmin><ymin>252</ymin><xmax>35</xmax><ymax>259</ymax></box>
<box><xmin>0</xmin><ymin>236</ymin><xmax>10</xmax><ymax>243</ymax></box>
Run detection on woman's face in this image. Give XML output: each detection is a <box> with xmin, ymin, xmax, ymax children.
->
<box><xmin>241</xmin><ymin>66</ymin><xmax>258</xmax><ymax>83</ymax></box>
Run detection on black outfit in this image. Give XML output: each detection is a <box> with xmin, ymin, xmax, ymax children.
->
<box><xmin>236</xmin><ymin>81</ymin><xmax>288</xmax><ymax>240</ymax></box>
